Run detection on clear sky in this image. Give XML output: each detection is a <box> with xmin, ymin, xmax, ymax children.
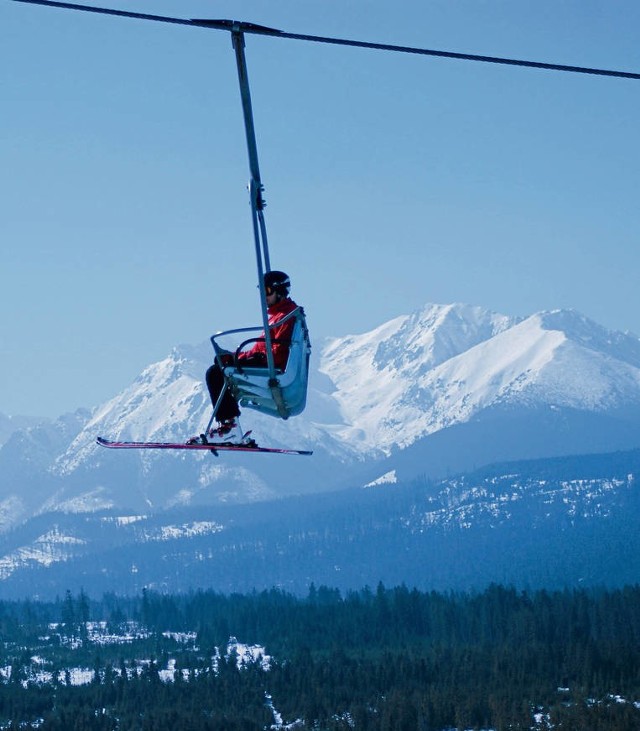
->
<box><xmin>2</xmin><ymin>0</ymin><xmax>640</xmax><ymax>418</ymax></box>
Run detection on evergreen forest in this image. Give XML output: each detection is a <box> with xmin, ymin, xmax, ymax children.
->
<box><xmin>1</xmin><ymin>584</ymin><xmax>640</xmax><ymax>729</ymax></box>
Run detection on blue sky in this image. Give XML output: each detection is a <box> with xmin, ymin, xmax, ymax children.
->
<box><xmin>2</xmin><ymin>0</ymin><xmax>640</xmax><ymax>417</ymax></box>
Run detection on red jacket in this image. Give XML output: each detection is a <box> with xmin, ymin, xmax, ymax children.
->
<box><xmin>238</xmin><ymin>298</ymin><xmax>299</xmax><ymax>369</ymax></box>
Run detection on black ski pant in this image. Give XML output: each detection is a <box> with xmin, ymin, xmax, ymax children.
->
<box><xmin>206</xmin><ymin>355</ymin><xmax>266</xmax><ymax>422</ymax></box>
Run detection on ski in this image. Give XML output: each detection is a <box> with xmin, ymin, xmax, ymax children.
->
<box><xmin>96</xmin><ymin>436</ymin><xmax>312</xmax><ymax>456</ymax></box>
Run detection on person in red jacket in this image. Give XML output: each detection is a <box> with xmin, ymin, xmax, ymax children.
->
<box><xmin>196</xmin><ymin>270</ymin><xmax>299</xmax><ymax>445</ymax></box>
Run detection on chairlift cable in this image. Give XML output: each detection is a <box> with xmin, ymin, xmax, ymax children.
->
<box><xmin>12</xmin><ymin>0</ymin><xmax>640</xmax><ymax>81</ymax></box>
<box><xmin>275</xmin><ymin>30</ymin><xmax>640</xmax><ymax>81</ymax></box>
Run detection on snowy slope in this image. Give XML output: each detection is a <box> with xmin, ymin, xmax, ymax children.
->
<box><xmin>55</xmin><ymin>343</ymin><xmax>214</xmax><ymax>476</ymax></box>
<box><xmin>320</xmin><ymin>305</ymin><xmax>640</xmax><ymax>453</ymax></box>
<box><xmin>319</xmin><ymin>303</ymin><xmax>518</xmax><ymax>450</ymax></box>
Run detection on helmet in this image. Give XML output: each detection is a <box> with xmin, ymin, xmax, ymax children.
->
<box><xmin>264</xmin><ymin>270</ymin><xmax>291</xmax><ymax>296</ymax></box>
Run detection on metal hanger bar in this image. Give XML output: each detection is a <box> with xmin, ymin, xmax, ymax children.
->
<box><xmin>231</xmin><ymin>30</ymin><xmax>276</xmax><ymax>378</ymax></box>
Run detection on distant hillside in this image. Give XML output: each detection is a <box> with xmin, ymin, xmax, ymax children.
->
<box><xmin>0</xmin><ymin>447</ymin><xmax>638</xmax><ymax>599</ymax></box>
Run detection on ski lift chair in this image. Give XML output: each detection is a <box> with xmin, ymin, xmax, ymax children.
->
<box><xmin>210</xmin><ymin>306</ymin><xmax>311</xmax><ymax>420</ymax></box>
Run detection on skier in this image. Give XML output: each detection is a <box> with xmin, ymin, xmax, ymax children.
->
<box><xmin>193</xmin><ymin>270</ymin><xmax>299</xmax><ymax>445</ymax></box>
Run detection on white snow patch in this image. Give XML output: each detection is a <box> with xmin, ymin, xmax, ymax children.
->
<box><xmin>41</xmin><ymin>487</ymin><xmax>114</xmax><ymax>514</ymax></box>
<box><xmin>365</xmin><ymin>470</ymin><xmax>398</xmax><ymax>487</ymax></box>
<box><xmin>0</xmin><ymin>527</ymin><xmax>85</xmax><ymax>579</ymax></box>
<box><xmin>143</xmin><ymin>521</ymin><xmax>224</xmax><ymax>542</ymax></box>
<box><xmin>113</xmin><ymin>515</ymin><xmax>147</xmax><ymax>526</ymax></box>
<box><xmin>227</xmin><ymin>636</ymin><xmax>271</xmax><ymax>671</ymax></box>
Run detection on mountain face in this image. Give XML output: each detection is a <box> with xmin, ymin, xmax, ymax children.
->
<box><xmin>322</xmin><ymin>307</ymin><xmax>640</xmax><ymax>452</ymax></box>
<box><xmin>2</xmin><ymin>303</ymin><xmax>640</xmax><ymax>530</ymax></box>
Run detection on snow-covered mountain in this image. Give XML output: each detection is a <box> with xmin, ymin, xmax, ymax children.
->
<box><xmin>2</xmin><ymin>302</ymin><xmax>640</xmax><ymax>529</ymax></box>
<box><xmin>321</xmin><ymin>306</ymin><xmax>640</xmax><ymax>451</ymax></box>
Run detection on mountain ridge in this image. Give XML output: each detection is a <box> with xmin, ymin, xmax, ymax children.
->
<box><xmin>1</xmin><ymin>302</ymin><xmax>640</xmax><ymax>530</ymax></box>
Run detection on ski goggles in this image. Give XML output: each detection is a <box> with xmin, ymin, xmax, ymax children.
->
<box><xmin>264</xmin><ymin>282</ymin><xmax>290</xmax><ymax>296</ymax></box>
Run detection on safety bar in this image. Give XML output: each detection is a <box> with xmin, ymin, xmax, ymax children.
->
<box><xmin>210</xmin><ymin>306</ymin><xmax>304</xmax><ymax>361</ymax></box>
<box><xmin>231</xmin><ymin>337</ymin><xmax>292</xmax><ymax>372</ymax></box>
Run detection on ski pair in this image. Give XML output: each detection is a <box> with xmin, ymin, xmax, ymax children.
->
<box><xmin>96</xmin><ymin>436</ymin><xmax>312</xmax><ymax>456</ymax></box>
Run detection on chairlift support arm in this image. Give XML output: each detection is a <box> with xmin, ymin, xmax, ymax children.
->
<box><xmin>229</xmin><ymin>28</ymin><xmax>278</xmax><ymax>381</ymax></box>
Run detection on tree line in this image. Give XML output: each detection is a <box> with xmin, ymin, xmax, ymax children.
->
<box><xmin>1</xmin><ymin>583</ymin><xmax>640</xmax><ymax>729</ymax></box>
